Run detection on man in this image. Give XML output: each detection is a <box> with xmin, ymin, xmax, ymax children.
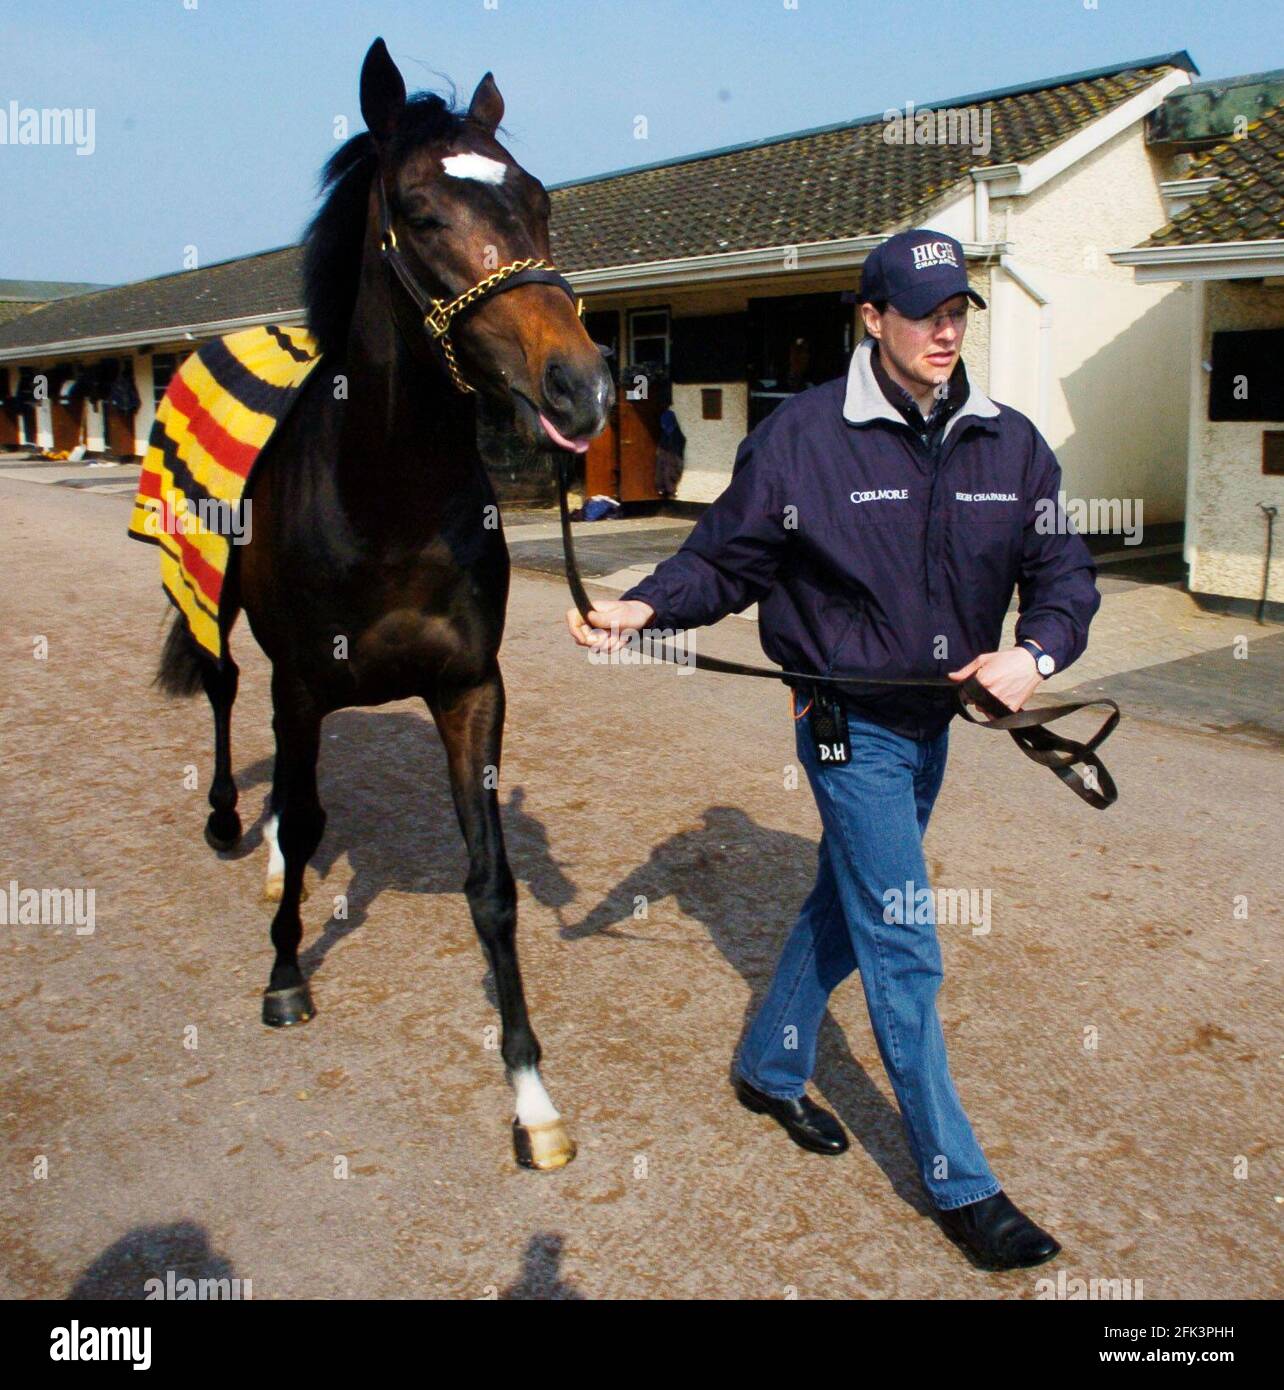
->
<box><xmin>565</xmin><ymin>228</ymin><xmax>1100</xmax><ymax>1271</ymax></box>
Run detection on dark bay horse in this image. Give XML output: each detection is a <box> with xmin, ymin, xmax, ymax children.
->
<box><xmin>156</xmin><ymin>38</ymin><xmax>612</xmax><ymax>1169</ymax></box>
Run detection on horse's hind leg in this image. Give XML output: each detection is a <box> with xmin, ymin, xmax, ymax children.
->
<box><xmin>429</xmin><ymin>669</ymin><xmax>575</xmax><ymax>1171</ymax></box>
<box><xmin>157</xmin><ymin>611</ymin><xmax>242</xmax><ymax>852</ymax></box>
<box><xmin>260</xmin><ymin>669</ymin><xmax>325</xmax><ymax>1028</ymax></box>
<box><xmin>201</xmin><ymin>653</ymin><xmax>242</xmax><ymax>852</ymax></box>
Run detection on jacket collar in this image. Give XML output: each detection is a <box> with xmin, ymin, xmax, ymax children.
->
<box><xmin>842</xmin><ymin>336</ymin><xmax>999</xmax><ymax>440</ymax></box>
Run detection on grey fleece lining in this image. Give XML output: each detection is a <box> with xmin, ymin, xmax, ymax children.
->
<box><xmin>841</xmin><ymin>337</ymin><xmax>1000</xmax><ymax>442</ymax></box>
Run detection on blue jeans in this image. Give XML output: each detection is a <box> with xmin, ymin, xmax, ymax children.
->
<box><xmin>736</xmin><ymin>701</ymin><xmax>1001</xmax><ymax>1211</ymax></box>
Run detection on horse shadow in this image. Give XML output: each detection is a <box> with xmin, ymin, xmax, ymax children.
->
<box><xmin>225</xmin><ymin>714</ymin><xmax>927</xmax><ymax>1211</ymax></box>
<box><xmin>560</xmin><ymin>803</ymin><xmax>932</xmax><ymax>1214</ymax></box>
<box><xmin>231</xmin><ymin>707</ymin><xmax>577</xmax><ymax>1004</ymax></box>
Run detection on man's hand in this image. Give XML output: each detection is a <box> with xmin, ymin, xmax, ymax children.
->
<box><xmin>947</xmin><ymin>648</ymin><xmax>1043</xmax><ymax>714</ymax></box>
<box><xmin>565</xmin><ymin>598</ymin><xmax>656</xmax><ymax>654</ymax></box>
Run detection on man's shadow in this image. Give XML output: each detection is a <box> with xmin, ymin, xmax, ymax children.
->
<box><xmin>231</xmin><ymin>708</ymin><xmax>577</xmax><ymax>1006</ymax></box>
<box><xmin>68</xmin><ymin>1221</ymin><xmax>237</xmax><ymax>1299</ymax></box>
<box><xmin>499</xmin><ymin>1232</ymin><xmax>584</xmax><ymax>1300</ymax></box>
<box><xmin>561</xmin><ymin>804</ymin><xmax>930</xmax><ymax>1212</ymax></box>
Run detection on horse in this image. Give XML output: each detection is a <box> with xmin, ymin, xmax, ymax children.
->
<box><xmin>154</xmin><ymin>37</ymin><xmax>613</xmax><ymax>1170</ymax></box>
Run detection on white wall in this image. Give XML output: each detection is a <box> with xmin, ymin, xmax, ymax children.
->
<box><xmin>84</xmin><ymin>398</ymin><xmax>104</xmax><ymax>451</ymax></box>
<box><xmin>989</xmin><ymin>121</ymin><xmax>1191</xmax><ymax>525</ymax></box>
<box><xmin>35</xmin><ymin>395</ymin><xmax>51</xmax><ymax>449</ymax></box>
<box><xmin>133</xmin><ymin>353</ymin><xmax>155</xmax><ymax>455</ymax></box>
<box><xmin>1189</xmin><ymin>279</ymin><xmax>1284</xmax><ymax>604</ymax></box>
<box><xmin>671</xmin><ymin>381</ymin><xmax>748</xmax><ymax>502</ymax></box>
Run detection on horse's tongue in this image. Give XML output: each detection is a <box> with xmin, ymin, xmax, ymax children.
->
<box><xmin>539</xmin><ymin>412</ymin><xmax>589</xmax><ymax>453</ymax></box>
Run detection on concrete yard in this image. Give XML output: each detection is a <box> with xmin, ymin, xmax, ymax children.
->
<box><xmin>0</xmin><ymin>473</ymin><xmax>1280</xmax><ymax>1300</ymax></box>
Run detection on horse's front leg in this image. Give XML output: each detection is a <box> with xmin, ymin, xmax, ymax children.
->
<box><xmin>428</xmin><ymin>668</ymin><xmax>575</xmax><ymax>1171</ymax></box>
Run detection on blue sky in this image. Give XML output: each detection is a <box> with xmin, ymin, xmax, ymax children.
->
<box><xmin>0</xmin><ymin>0</ymin><xmax>1278</xmax><ymax>285</ymax></box>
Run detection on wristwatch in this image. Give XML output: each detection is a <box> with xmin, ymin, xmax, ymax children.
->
<box><xmin>1019</xmin><ymin>639</ymin><xmax>1055</xmax><ymax>677</ymax></box>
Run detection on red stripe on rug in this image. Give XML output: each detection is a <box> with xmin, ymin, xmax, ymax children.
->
<box><xmin>175</xmin><ymin>527</ymin><xmax>224</xmax><ymax>608</ymax></box>
<box><xmin>166</xmin><ymin>372</ymin><xmax>259</xmax><ymax>479</ymax></box>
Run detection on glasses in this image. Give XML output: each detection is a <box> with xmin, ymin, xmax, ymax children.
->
<box><xmin>888</xmin><ymin>305</ymin><xmax>969</xmax><ymax>331</ymax></box>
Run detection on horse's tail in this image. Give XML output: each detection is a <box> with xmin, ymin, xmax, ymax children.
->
<box><xmin>155</xmin><ymin>611</ymin><xmax>208</xmax><ymax>697</ymax></box>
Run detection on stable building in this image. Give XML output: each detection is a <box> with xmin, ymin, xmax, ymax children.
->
<box><xmin>0</xmin><ymin>50</ymin><xmax>1241</xmax><ymax>565</ymax></box>
<box><xmin>0</xmin><ymin>251</ymin><xmax>299</xmax><ymax>458</ymax></box>
<box><xmin>0</xmin><ymin>278</ymin><xmax>107</xmax><ymax>449</ymax></box>
<box><xmin>557</xmin><ymin>51</ymin><xmax>1201</xmax><ymax>519</ymax></box>
<box><xmin>1113</xmin><ymin>75</ymin><xmax>1284</xmax><ymax>617</ymax></box>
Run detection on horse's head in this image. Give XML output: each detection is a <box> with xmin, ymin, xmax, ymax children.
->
<box><xmin>358</xmin><ymin>38</ymin><xmax>613</xmax><ymax>454</ymax></box>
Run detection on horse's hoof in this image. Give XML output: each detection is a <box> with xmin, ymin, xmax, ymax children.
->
<box><xmin>513</xmin><ymin>1118</ymin><xmax>576</xmax><ymax>1171</ymax></box>
<box><xmin>204</xmin><ymin>812</ymin><xmax>242</xmax><ymax>853</ymax></box>
<box><xmin>263</xmin><ymin>875</ymin><xmax>308</xmax><ymax>904</ymax></box>
<box><xmin>262</xmin><ymin>984</ymin><xmax>315</xmax><ymax>1028</ymax></box>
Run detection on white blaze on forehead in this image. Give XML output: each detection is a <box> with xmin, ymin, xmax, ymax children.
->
<box><xmin>441</xmin><ymin>152</ymin><xmax>507</xmax><ymax>185</ymax></box>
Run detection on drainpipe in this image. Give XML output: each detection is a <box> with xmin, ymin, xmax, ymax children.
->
<box><xmin>1259</xmin><ymin>503</ymin><xmax>1278</xmax><ymax>625</ymax></box>
<box><xmin>970</xmin><ymin>163</ymin><xmax>1021</xmax><ymax>243</ymax></box>
<box><xmin>973</xmin><ymin>178</ymin><xmax>990</xmax><ymax>243</ymax></box>
<box><xmin>998</xmin><ymin>255</ymin><xmax>1052</xmax><ymax>434</ymax></box>
<box><xmin>1184</xmin><ymin>280</ymin><xmax>1206</xmax><ymax>577</ymax></box>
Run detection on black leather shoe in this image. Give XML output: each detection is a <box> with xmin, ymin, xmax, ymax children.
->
<box><xmin>934</xmin><ymin>1190</ymin><xmax>1061</xmax><ymax>1270</ymax></box>
<box><xmin>734</xmin><ymin>1075</ymin><xmax>849</xmax><ymax>1154</ymax></box>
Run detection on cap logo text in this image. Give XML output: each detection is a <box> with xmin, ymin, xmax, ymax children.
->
<box><xmin>911</xmin><ymin>241</ymin><xmax>958</xmax><ymax>270</ymax></box>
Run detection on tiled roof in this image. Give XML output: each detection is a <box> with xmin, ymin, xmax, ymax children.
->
<box><xmin>0</xmin><ymin>248</ymin><xmax>302</xmax><ymax>354</ymax></box>
<box><xmin>547</xmin><ymin>55</ymin><xmax>1193</xmax><ymax>269</ymax></box>
<box><xmin>0</xmin><ymin>279</ymin><xmax>108</xmax><ymax>302</ymax></box>
<box><xmin>1143</xmin><ymin>103</ymin><xmax>1284</xmax><ymax>245</ymax></box>
<box><xmin>0</xmin><ymin>52</ymin><xmax>1194</xmax><ymax>356</ymax></box>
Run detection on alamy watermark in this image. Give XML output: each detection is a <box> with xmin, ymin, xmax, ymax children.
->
<box><xmin>143</xmin><ymin>1269</ymin><xmax>253</xmax><ymax>1300</ymax></box>
<box><xmin>1</xmin><ymin>100</ymin><xmax>95</xmax><ymax>155</ymax></box>
<box><xmin>1035</xmin><ymin>492</ymin><xmax>1144</xmax><ymax>545</ymax></box>
<box><xmin>587</xmin><ymin>626</ymin><xmax>697</xmax><ymax>671</ymax></box>
<box><xmin>1035</xmin><ymin>1270</ymin><xmax>1144</xmax><ymax>1300</ymax></box>
<box><xmin>883</xmin><ymin>880</ymin><xmax>991</xmax><ymax>936</ymax></box>
<box><xmin>883</xmin><ymin>101</ymin><xmax>991</xmax><ymax>157</ymax></box>
<box><xmin>0</xmin><ymin>880</ymin><xmax>95</xmax><ymax>935</ymax></box>
<box><xmin>137</xmin><ymin>493</ymin><xmax>252</xmax><ymax>545</ymax></box>
<box><xmin>50</xmin><ymin>1323</ymin><xmax>149</xmax><ymax>1370</ymax></box>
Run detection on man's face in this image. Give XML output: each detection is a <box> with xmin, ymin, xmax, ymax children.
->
<box><xmin>860</xmin><ymin>293</ymin><xmax>969</xmax><ymax>392</ymax></box>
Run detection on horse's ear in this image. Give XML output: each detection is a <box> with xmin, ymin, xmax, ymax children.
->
<box><xmin>360</xmin><ymin>37</ymin><xmax>406</xmax><ymax>141</ymax></box>
<box><xmin>467</xmin><ymin>72</ymin><xmax>504</xmax><ymax>135</ymax></box>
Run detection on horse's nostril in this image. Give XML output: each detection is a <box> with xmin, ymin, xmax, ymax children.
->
<box><xmin>541</xmin><ymin>356</ymin><xmax>613</xmax><ymax>437</ymax></box>
<box><xmin>543</xmin><ymin>357</ymin><xmax>574</xmax><ymax>405</ymax></box>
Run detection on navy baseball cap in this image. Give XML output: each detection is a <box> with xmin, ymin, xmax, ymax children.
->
<box><xmin>859</xmin><ymin>229</ymin><xmax>986</xmax><ymax>318</ymax></box>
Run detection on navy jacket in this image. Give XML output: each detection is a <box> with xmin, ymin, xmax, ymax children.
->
<box><xmin>621</xmin><ymin>337</ymin><xmax>1101</xmax><ymax>740</ymax></box>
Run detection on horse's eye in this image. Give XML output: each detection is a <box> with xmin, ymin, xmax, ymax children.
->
<box><xmin>408</xmin><ymin>215</ymin><xmax>445</xmax><ymax>232</ymax></box>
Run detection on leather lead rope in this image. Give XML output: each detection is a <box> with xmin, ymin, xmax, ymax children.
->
<box><xmin>556</xmin><ymin>455</ymin><xmax>1120</xmax><ymax>809</ymax></box>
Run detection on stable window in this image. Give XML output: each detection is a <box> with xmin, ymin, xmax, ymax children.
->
<box><xmin>628</xmin><ymin>308</ymin><xmax>670</xmax><ymax>370</ymax></box>
<box><xmin>152</xmin><ymin>352</ymin><xmax>178</xmax><ymax>406</ymax></box>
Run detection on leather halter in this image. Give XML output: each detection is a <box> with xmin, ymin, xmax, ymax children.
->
<box><xmin>376</xmin><ymin>176</ymin><xmax>582</xmax><ymax>394</ymax></box>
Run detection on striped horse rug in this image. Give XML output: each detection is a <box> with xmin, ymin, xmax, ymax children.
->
<box><xmin>127</xmin><ymin>324</ymin><xmax>321</xmax><ymax>661</ymax></box>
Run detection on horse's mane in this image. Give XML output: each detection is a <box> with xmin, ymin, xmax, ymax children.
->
<box><xmin>303</xmin><ymin>92</ymin><xmax>473</xmax><ymax>358</ymax></box>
